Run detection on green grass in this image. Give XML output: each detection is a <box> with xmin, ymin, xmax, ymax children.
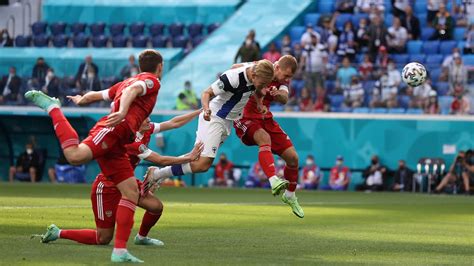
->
<box><xmin>0</xmin><ymin>183</ymin><xmax>473</xmax><ymax>265</ymax></box>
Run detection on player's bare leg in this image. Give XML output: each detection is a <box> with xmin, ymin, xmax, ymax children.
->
<box><xmin>253</xmin><ymin>128</ymin><xmax>289</xmax><ymax>196</ymax></box>
<box><xmin>135</xmin><ymin>193</ymin><xmax>164</xmax><ymax>246</ymax></box>
<box><xmin>279</xmin><ymin>146</ymin><xmax>304</xmax><ymax>218</ymax></box>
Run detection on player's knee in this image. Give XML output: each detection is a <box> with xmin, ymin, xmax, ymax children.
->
<box><xmin>255</xmin><ymin>130</ymin><xmax>271</xmax><ymax>145</ymax></box>
<box><xmin>193</xmin><ymin>160</ymin><xmax>212</xmax><ymax>173</ymax></box>
<box><xmin>285</xmin><ymin>152</ymin><xmax>299</xmax><ymax>168</ymax></box>
<box><xmin>150</xmin><ymin>202</ymin><xmax>163</xmax><ymax>215</ymax></box>
<box><xmin>97</xmin><ymin>235</ymin><xmax>113</xmax><ymax>245</ymax></box>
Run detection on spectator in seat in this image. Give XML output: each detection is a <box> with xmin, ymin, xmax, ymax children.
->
<box><xmin>464</xmin><ymin>24</ymin><xmax>473</xmax><ymax>54</ymax></box>
<box><xmin>336</xmin><ymin>21</ymin><xmax>357</xmax><ymax>61</ymax></box>
<box><xmin>448</xmin><ymin>53</ymin><xmax>468</xmax><ymax>90</ymax></box>
<box><xmin>0</xmin><ymin>66</ymin><xmax>22</xmax><ymax>104</ymax></box>
<box><xmin>336</xmin><ymin>56</ymin><xmax>358</xmax><ymax>92</ymax></box>
<box><xmin>234</xmin><ymin>35</ymin><xmax>260</xmax><ymax>63</ymax></box>
<box><xmin>375</xmin><ymin>45</ymin><xmax>390</xmax><ymax>73</ymax></box>
<box><xmin>301</xmin><ymin>23</ymin><xmax>320</xmax><ymax>47</ymax></box>
<box><xmin>9</xmin><ymin>143</ymin><xmax>40</xmax><ymax>183</ymax></box>
<box><xmin>336</xmin><ymin>0</ymin><xmax>355</xmax><ymax>13</ymax></box>
<box><xmin>427</xmin><ymin>0</ymin><xmax>442</xmax><ymax>25</ymax></box>
<box><xmin>358</xmin><ymin>54</ymin><xmax>374</xmax><ymax>80</ymax></box>
<box><xmin>245</xmin><ymin>162</ymin><xmax>268</xmax><ymax>188</ymax></box>
<box><xmin>423</xmin><ymin>90</ymin><xmax>440</xmax><ymax>114</ymax></box>
<box><xmin>246</xmin><ymin>29</ymin><xmax>261</xmax><ymax>51</ymax></box>
<box><xmin>368</xmin><ymin>14</ymin><xmax>388</xmax><ymax>61</ymax></box>
<box><xmin>299</xmin><ymin>87</ymin><xmax>314</xmax><ymax>111</ymax></box>
<box><xmin>301</xmin><ymin>155</ymin><xmax>321</xmax><ymax>190</ymax></box>
<box><xmin>387</xmin><ymin>59</ymin><xmax>401</xmax><ymax>87</ymax></box>
<box><xmin>452</xmin><ymin>1</ymin><xmax>471</xmax><ymax>27</ymax></box>
<box><xmin>176</xmin><ymin>80</ymin><xmax>199</xmax><ymax>110</ymax></box>
<box><xmin>387</xmin><ymin>17</ymin><xmax>408</xmax><ymax>53</ymax></box>
<box><xmin>79</xmin><ymin>67</ymin><xmax>101</xmax><ymax>93</ymax></box>
<box><xmin>393</xmin><ymin>160</ymin><xmax>415</xmax><ymax>192</ymax></box>
<box><xmin>300</xmin><ymin>33</ymin><xmax>328</xmax><ymax>97</ymax></box>
<box><xmin>0</xmin><ymin>29</ymin><xmax>13</xmax><ymax>47</ymax></box>
<box><xmin>430</xmin><ymin>3</ymin><xmax>455</xmax><ymax>40</ymax></box>
<box><xmin>75</xmin><ymin>55</ymin><xmax>99</xmax><ymax>90</ymax></box>
<box><xmin>361</xmin><ymin>155</ymin><xmax>387</xmax><ymax>191</ymax></box>
<box><xmin>275</xmin><ymin>158</ymin><xmax>286</xmax><ymax>178</ymax></box>
<box><xmin>401</xmin><ymin>6</ymin><xmax>421</xmax><ymax>40</ymax></box>
<box><xmin>120</xmin><ymin>55</ymin><xmax>139</xmax><ymax>80</ymax></box>
<box><xmin>392</xmin><ymin>0</ymin><xmax>410</xmax><ymax>17</ymax></box>
<box><xmin>450</xmin><ymin>83</ymin><xmax>471</xmax><ymax>115</ymax></box>
<box><xmin>31</xmin><ymin>57</ymin><xmax>50</xmax><ymax>90</ymax></box>
<box><xmin>313</xmin><ymin>85</ymin><xmax>331</xmax><ymax>112</ymax></box>
<box><xmin>356</xmin><ymin>18</ymin><xmax>371</xmax><ymax>51</ymax></box>
<box><xmin>355</xmin><ymin>0</ymin><xmax>384</xmax><ymax>14</ymax></box>
<box><xmin>343</xmin><ymin>76</ymin><xmax>364</xmax><ymax>108</ymax></box>
<box><xmin>435</xmin><ymin>150</ymin><xmax>472</xmax><ymax>195</ymax></box>
<box><xmin>370</xmin><ymin>72</ymin><xmax>399</xmax><ymax>108</ymax></box>
<box><xmin>209</xmin><ymin>153</ymin><xmax>234</xmax><ymax>187</ymax></box>
<box><xmin>409</xmin><ymin>79</ymin><xmax>433</xmax><ymax>108</ymax></box>
<box><xmin>280</xmin><ymin>35</ymin><xmax>292</xmax><ymax>56</ymax></box>
<box><xmin>263</xmin><ymin>42</ymin><xmax>282</xmax><ymax>63</ymax></box>
<box><xmin>440</xmin><ymin>48</ymin><xmax>461</xmax><ymax>81</ymax></box>
<box><xmin>328</xmin><ymin>155</ymin><xmax>351</xmax><ymax>191</ymax></box>
<box><xmin>42</xmin><ymin>68</ymin><xmax>61</xmax><ymax>98</ymax></box>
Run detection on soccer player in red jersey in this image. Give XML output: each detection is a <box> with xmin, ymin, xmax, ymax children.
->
<box><xmin>25</xmin><ymin>49</ymin><xmax>164</xmax><ymax>262</ymax></box>
<box><xmin>233</xmin><ymin>55</ymin><xmax>304</xmax><ymax>218</ymax></box>
<box><xmin>37</xmin><ymin>110</ymin><xmax>202</xmax><ymax>249</ymax></box>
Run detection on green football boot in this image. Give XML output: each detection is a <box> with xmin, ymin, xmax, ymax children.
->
<box><xmin>281</xmin><ymin>194</ymin><xmax>305</xmax><ymax>218</ymax></box>
<box><xmin>134</xmin><ymin>235</ymin><xmax>164</xmax><ymax>246</ymax></box>
<box><xmin>111</xmin><ymin>251</ymin><xmax>144</xmax><ymax>263</ymax></box>
<box><xmin>24</xmin><ymin>90</ymin><xmax>61</xmax><ymax>112</ymax></box>
<box><xmin>271</xmin><ymin>177</ymin><xmax>289</xmax><ymax>196</ymax></box>
<box><xmin>41</xmin><ymin>224</ymin><xmax>60</xmax><ymax>243</ymax></box>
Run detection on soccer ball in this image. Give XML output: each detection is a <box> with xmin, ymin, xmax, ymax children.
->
<box><xmin>402</xmin><ymin>62</ymin><xmax>427</xmax><ymax>87</ymax></box>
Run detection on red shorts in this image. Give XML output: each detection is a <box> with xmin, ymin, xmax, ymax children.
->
<box><xmin>90</xmin><ymin>175</ymin><xmax>142</xmax><ymax>228</ymax></box>
<box><xmin>83</xmin><ymin>120</ymin><xmax>135</xmax><ymax>185</ymax></box>
<box><xmin>234</xmin><ymin>117</ymin><xmax>293</xmax><ymax>156</ymax></box>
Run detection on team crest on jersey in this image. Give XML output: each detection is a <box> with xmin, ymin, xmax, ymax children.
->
<box><xmin>139</xmin><ymin>144</ymin><xmax>148</xmax><ymax>153</ymax></box>
<box><xmin>145</xmin><ymin>79</ymin><xmax>154</xmax><ymax>89</ymax></box>
<box><xmin>105</xmin><ymin>211</ymin><xmax>113</xmax><ymax>218</ymax></box>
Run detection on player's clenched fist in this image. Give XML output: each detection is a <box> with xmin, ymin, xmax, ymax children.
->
<box><xmin>106</xmin><ymin>111</ymin><xmax>125</xmax><ymax>127</ymax></box>
<box><xmin>203</xmin><ymin>109</ymin><xmax>211</xmax><ymax>121</ymax></box>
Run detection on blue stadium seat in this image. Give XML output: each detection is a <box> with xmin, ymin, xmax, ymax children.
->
<box><xmin>71</xmin><ymin>22</ymin><xmax>87</xmax><ymax>35</ymax></box>
<box><xmin>50</xmin><ymin>22</ymin><xmax>66</xmax><ymax>36</ymax></box>
<box><xmin>353</xmin><ymin>107</ymin><xmax>369</xmax><ymax>113</ymax></box>
<box><xmin>289</xmin><ymin>26</ymin><xmax>305</xmax><ymax>41</ymax></box>
<box><xmin>109</xmin><ymin>23</ymin><xmax>125</xmax><ymax>37</ymax></box>
<box><xmin>172</xmin><ymin>35</ymin><xmax>188</xmax><ymax>48</ymax></box>
<box><xmin>112</xmin><ymin>35</ymin><xmax>128</xmax><ymax>47</ymax></box>
<box><xmin>72</xmin><ymin>34</ymin><xmax>89</xmax><ymax>47</ymax></box>
<box><xmin>406</xmin><ymin>108</ymin><xmax>423</xmax><ymax>114</ymax></box>
<box><xmin>304</xmin><ymin>13</ymin><xmax>320</xmax><ymax>27</ymax></box>
<box><xmin>329</xmin><ymin>95</ymin><xmax>344</xmax><ymax>108</ymax></box>
<box><xmin>421</xmin><ymin>27</ymin><xmax>435</xmax><ymax>40</ymax></box>
<box><xmin>418</xmin><ymin>14</ymin><xmax>427</xmax><ymax>28</ymax></box>
<box><xmin>425</xmin><ymin>54</ymin><xmax>444</xmax><ymax>66</ymax></box>
<box><xmin>318</xmin><ymin>1</ymin><xmax>334</xmax><ymax>13</ymax></box>
<box><xmin>454</xmin><ymin>27</ymin><xmax>466</xmax><ymax>41</ymax></box>
<box><xmin>188</xmin><ymin>23</ymin><xmax>204</xmax><ymax>38</ymax></box>
<box><xmin>169</xmin><ymin>23</ymin><xmax>184</xmax><ymax>37</ymax></box>
<box><xmin>414</xmin><ymin>1</ymin><xmax>426</xmax><ymax>14</ymax></box>
<box><xmin>129</xmin><ymin>22</ymin><xmax>145</xmax><ymax>37</ymax></box>
<box><xmin>429</xmin><ymin>68</ymin><xmax>441</xmax><ymax>81</ymax></box>
<box><xmin>351</xmin><ymin>13</ymin><xmax>369</xmax><ymax>26</ymax></box>
<box><xmin>151</xmin><ymin>35</ymin><xmax>168</xmax><ymax>48</ymax></box>
<box><xmin>326</xmin><ymin>80</ymin><xmax>336</xmax><ymax>94</ymax></box>
<box><xmin>91</xmin><ymin>35</ymin><xmax>108</xmax><ymax>48</ymax></box>
<box><xmin>463</xmin><ymin>55</ymin><xmax>474</xmax><ymax>66</ymax></box>
<box><xmin>15</xmin><ymin>35</ymin><xmax>31</xmax><ymax>47</ymax></box>
<box><xmin>32</xmin><ymin>34</ymin><xmax>49</xmax><ymax>47</ymax></box>
<box><xmin>439</xmin><ymin>41</ymin><xmax>457</xmax><ymax>55</ymax></box>
<box><xmin>409</xmin><ymin>54</ymin><xmax>426</xmax><ymax>64</ymax></box>
<box><xmin>398</xmin><ymin>95</ymin><xmax>410</xmax><ymax>109</ymax></box>
<box><xmin>207</xmin><ymin>23</ymin><xmax>220</xmax><ymax>34</ymax></box>
<box><xmin>192</xmin><ymin>35</ymin><xmax>205</xmax><ymax>47</ymax></box>
<box><xmin>31</xmin><ymin>21</ymin><xmax>47</xmax><ymax>36</ymax></box>
<box><xmin>422</xmin><ymin>41</ymin><xmax>440</xmax><ymax>54</ymax></box>
<box><xmin>388</xmin><ymin>108</ymin><xmax>406</xmax><ymax>114</ymax></box>
<box><xmin>149</xmin><ymin>23</ymin><xmax>165</xmax><ymax>36</ymax></box>
<box><xmin>90</xmin><ymin>22</ymin><xmax>106</xmax><ymax>37</ymax></box>
<box><xmin>384</xmin><ymin>14</ymin><xmax>393</xmax><ymax>27</ymax></box>
<box><xmin>371</xmin><ymin>108</ymin><xmax>388</xmax><ymax>114</ymax></box>
<box><xmin>132</xmin><ymin>35</ymin><xmax>148</xmax><ymax>48</ymax></box>
<box><xmin>393</xmin><ymin>54</ymin><xmax>409</xmax><ymax>65</ymax></box>
<box><xmin>335</xmin><ymin>14</ymin><xmax>352</xmax><ymax>29</ymax></box>
<box><xmin>457</xmin><ymin>41</ymin><xmax>466</xmax><ymax>54</ymax></box>
<box><xmin>407</xmin><ymin>41</ymin><xmax>423</xmax><ymax>54</ymax></box>
<box><xmin>291</xmin><ymin>80</ymin><xmax>304</xmax><ymax>96</ymax></box>
<box><xmin>435</xmin><ymin>82</ymin><xmax>450</xmax><ymax>96</ymax></box>
<box><xmin>439</xmin><ymin>96</ymin><xmax>453</xmax><ymax>113</ymax></box>
<box><xmin>52</xmin><ymin>34</ymin><xmax>68</xmax><ymax>48</ymax></box>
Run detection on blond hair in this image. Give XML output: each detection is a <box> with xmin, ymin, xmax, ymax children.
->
<box><xmin>278</xmin><ymin>55</ymin><xmax>298</xmax><ymax>73</ymax></box>
<box><xmin>254</xmin><ymin>59</ymin><xmax>274</xmax><ymax>83</ymax></box>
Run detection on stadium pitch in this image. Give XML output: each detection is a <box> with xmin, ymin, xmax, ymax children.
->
<box><xmin>0</xmin><ymin>184</ymin><xmax>472</xmax><ymax>265</ymax></box>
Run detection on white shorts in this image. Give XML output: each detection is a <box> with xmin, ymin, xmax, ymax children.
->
<box><xmin>195</xmin><ymin>113</ymin><xmax>231</xmax><ymax>158</ymax></box>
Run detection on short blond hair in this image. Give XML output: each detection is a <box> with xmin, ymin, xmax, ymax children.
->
<box><xmin>254</xmin><ymin>59</ymin><xmax>274</xmax><ymax>83</ymax></box>
<box><xmin>278</xmin><ymin>55</ymin><xmax>298</xmax><ymax>73</ymax></box>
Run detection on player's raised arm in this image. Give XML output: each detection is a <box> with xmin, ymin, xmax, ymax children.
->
<box><xmin>139</xmin><ymin>142</ymin><xmax>204</xmax><ymax>166</ymax></box>
<box><xmin>67</xmin><ymin>89</ymin><xmax>110</xmax><ymax>106</ymax></box>
<box><xmin>158</xmin><ymin>109</ymin><xmax>202</xmax><ymax>132</ymax></box>
<box><xmin>106</xmin><ymin>82</ymin><xmax>143</xmax><ymax>127</ymax></box>
<box><xmin>201</xmin><ymin>87</ymin><xmax>215</xmax><ymax>121</ymax></box>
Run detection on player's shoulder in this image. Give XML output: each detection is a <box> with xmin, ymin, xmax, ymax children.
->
<box><xmin>220</xmin><ymin>66</ymin><xmax>248</xmax><ymax>88</ymax></box>
<box><xmin>136</xmin><ymin>72</ymin><xmax>160</xmax><ymax>89</ymax></box>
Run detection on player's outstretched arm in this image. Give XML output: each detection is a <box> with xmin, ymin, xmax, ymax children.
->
<box><xmin>67</xmin><ymin>90</ymin><xmax>107</xmax><ymax>106</ymax></box>
<box><xmin>106</xmin><ymin>84</ymin><xmax>142</xmax><ymax>127</ymax></box>
<box><xmin>201</xmin><ymin>87</ymin><xmax>215</xmax><ymax>121</ymax></box>
<box><xmin>158</xmin><ymin>109</ymin><xmax>202</xmax><ymax>132</ymax></box>
<box><xmin>142</xmin><ymin>142</ymin><xmax>204</xmax><ymax>166</ymax></box>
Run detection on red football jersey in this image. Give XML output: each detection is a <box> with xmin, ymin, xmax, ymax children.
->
<box><xmin>242</xmin><ymin>80</ymin><xmax>289</xmax><ymax>119</ymax></box>
<box><xmin>105</xmin><ymin>72</ymin><xmax>160</xmax><ymax>132</ymax></box>
<box><xmin>126</xmin><ymin>123</ymin><xmax>159</xmax><ymax>169</ymax></box>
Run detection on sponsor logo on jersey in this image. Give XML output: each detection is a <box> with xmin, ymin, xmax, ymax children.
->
<box><xmin>145</xmin><ymin>79</ymin><xmax>154</xmax><ymax>89</ymax></box>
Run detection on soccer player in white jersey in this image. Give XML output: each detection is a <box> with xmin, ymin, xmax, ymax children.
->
<box><xmin>144</xmin><ymin>59</ymin><xmax>290</xmax><ymax>196</ymax></box>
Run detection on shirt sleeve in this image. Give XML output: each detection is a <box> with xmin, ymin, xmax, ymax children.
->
<box><xmin>211</xmin><ymin>70</ymin><xmax>239</xmax><ymax>95</ymax></box>
<box><xmin>279</xmin><ymin>84</ymin><xmax>289</xmax><ymax>93</ymax></box>
<box><xmin>127</xmin><ymin>142</ymin><xmax>153</xmax><ymax>160</ymax></box>
<box><xmin>105</xmin><ymin>81</ymin><xmax>122</xmax><ymax>100</ymax></box>
<box><xmin>152</xmin><ymin>122</ymin><xmax>161</xmax><ymax>134</ymax></box>
<box><xmin>137</xmin><ymin>76</ymin><xmax>160</xmax><ymax>97</ymax></box>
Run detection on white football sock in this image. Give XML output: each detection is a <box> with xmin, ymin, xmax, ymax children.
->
<box><xmin>284</xmin><ymin>190</ymin><xmax>295</xmax><ymax>199</ymax></box>
<box><xmin>113</xmin><ymin>248</ymin><xmax>127</xmax><ymax>256</ymax></box>
<box><xmin>269</xmin><ymin>176</ymin><xmax>279</xmax><ymax>187</ymax></box>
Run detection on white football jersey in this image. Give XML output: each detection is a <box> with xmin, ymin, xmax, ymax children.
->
<box><xmin>209</xmin><ymin>64</ymin><xmax>256</xmax><ymax>120</ymax></box>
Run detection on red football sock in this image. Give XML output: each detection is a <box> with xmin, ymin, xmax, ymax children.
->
<box><xmin>59</xmin><ymin>229</ymin><xmax>98</xmax><ymax>245</ymax></box>
<box><xmin>114</xmin><ymin>199</ymin><xmax>136</xmax><ymax>249</ymax></box>
<box><xmin>259</xmin><ymin>144</ymin><xmax>276</xmax><ymax>178</ymax></box>
<box><xmin>284</xmin><ymin>165</ymin><xmax>299</xmax><ymax>192</ymax></box>
<box><xmin>138</xmin><ymin>211</ymin><xmax>162</xmax><ymax>237</ymax></box>
<box><xmin>49</xmin><ymin>108</ymin><xmax>79</xmax><ymax>150</ymax></box>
